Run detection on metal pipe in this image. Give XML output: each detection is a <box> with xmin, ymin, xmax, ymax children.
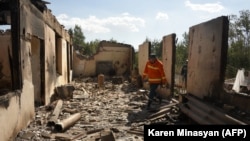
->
<box><xmin>55</xmin><ymin>113</ymin><xmax>81</xmax><ymax>132</ymax></box>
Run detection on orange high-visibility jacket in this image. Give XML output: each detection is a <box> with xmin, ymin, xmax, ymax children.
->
<box><xmin>143</xmin><ymin>59</ymin><xmax>167</xmax><ymax>84</ymax></box>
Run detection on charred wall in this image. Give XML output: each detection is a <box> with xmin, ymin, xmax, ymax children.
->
<box><xmin>0</xmin><ymin>0</ymin><xmax>73</xmax><ymax>140</ymax></box>
<box><xmin>73</xmin><ymin>41</ymin><xmax>134</xmax><ymax>78</ymax></box>
<box><xmin>0</xmin><ymin>30</ymin><xmax>12</xmax><ymax>90</ymax></box>
<box><xmin>138</xmin><ymin>34</ymin><xmax>176</xmax><ymax>98</ymax></box>
<box><xmin>162</xmin><ymin>34</ymin><xmax>176</xmax><ymax>97</ymax></box>
<box><xmin>138</xmin><ymin>42</ymin><xmax>150</xmax><ymax>77</ymax></box>
<box><xmin>187</xmin><ymin>16</ymin><xmax>229</xmax><ymax>100</ymax></box>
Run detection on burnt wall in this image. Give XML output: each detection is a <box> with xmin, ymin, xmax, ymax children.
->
<box><xmin>138</xmin><ymin>42</ymin><xmax>150</xmax><ymax>76</ymax></box>
<box><xmin>187</xmin><ymin>16</ymin><xmax>229</xmax><ymax>100</ymax></box>
<box><xmin>0</xmin><ymin>31</ymin><xmax>12</xmax><ymax>90</ymax></box>
<box><xmin>73</xmin><ymin>41</ymin><xmax>134</xmax><ymax>78</ymax></box>
<box><xmin>162</xmin><ymin>33</ymin><xmax>176</xmax><ymax>97</ymax></box>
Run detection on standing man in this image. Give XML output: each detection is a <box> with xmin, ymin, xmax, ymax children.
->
<box><xmin>181</xmin><ymin>59</ymin><xmax>188</xmax><ymax>92</ymax></box>
<box><xmin>142</xmin><ymin>53</ymin><xmax>167</xmax><ymax>110</ymax></box>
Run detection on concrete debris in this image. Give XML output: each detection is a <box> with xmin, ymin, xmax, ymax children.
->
<box><xmin>55</xmin><ymin>84</ymin><xmax>75</xmax><ymax>99</ymax></box>
<box><xmin>112</xmin><ymin>76</ymin><xmax>123</xmax><ymax>84</ymax></box>
<box><xmin>100</xmin><ymin>131</ymin><xmax>116</xmax><ymax>141</ymax></box>
<box><xmin>19</xmin><ymin>132</ymin><xmax>35</xmax><ymax>140</ymax></box>
<box><xmin>15</xmin><ymin>77</ymin><xmax>183</xmax><ymax>141</ymax></box>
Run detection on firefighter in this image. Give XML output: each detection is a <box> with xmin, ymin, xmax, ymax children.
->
<box><xmin>142</xmin><ymin>53</ymin><xmax>167</xmax><ymax>110</ymax></box>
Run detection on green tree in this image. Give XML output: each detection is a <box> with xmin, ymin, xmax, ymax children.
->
<box><xmin>175</xmin><ymin>32</ymin><xmax>189</xmax><ymax>73</ymax></box>
<box><xmin>142</xmin><ymin>38</ymin><xmax>161</xmax><ymax>58</ymax></box>
<box><xmin>84</xmin><ymin>39</ymin><xmax>100</xmax><ymax>56</ymax></box>
<box><xmin>227</xmin><ymin>10</ymin><xmax>250</xmax><ymax>78</ymax></box>
<box><xmin>68</xmin><ymin>28</ymin><xmax>73</xmax><ymax>37</ymax></box>
<box><xmin>69</xmin><ymin>25</ymin><xmax>101</xmax><ymax>56</ymax></box>
<box><xmin>151</xmin><ymin>39</ymin><xmax>162</xmax><ymax>59</ymax></box>
<box><xmin>69</xmin><ymin>25</ymin><xmax>85</xmax><ymax>53</ymax></box>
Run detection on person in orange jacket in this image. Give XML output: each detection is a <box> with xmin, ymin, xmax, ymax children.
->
<box><xmin>142</xmin><ymin>53</ymin><xmax>167</xmax><ymax>110</ymax></box>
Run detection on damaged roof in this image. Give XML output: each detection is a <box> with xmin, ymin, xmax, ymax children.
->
<box><xmin>31</xmin><ymin>0</ymin><xmax>50</xmax><ymax>12</ymax></box>
<box><xmin>0</xmin><ymin>0</ymin><xmax>50</xmax><ymax>12</ymax></box>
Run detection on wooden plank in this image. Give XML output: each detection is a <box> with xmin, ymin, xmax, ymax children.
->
<box><xmin>126</xmin><ymin>130</ymin><xmax>144</xmax><ymax>136</ymax></box>
<box><xmin>149</xmin><ymin>114</ymin><xmax>166</xmax><ymax>122</ymax></box>
<box><xmin>47</xmin><ymin>99</ymin><xmax>63</xmax><ymax>126</ymax></box>
<box><xmin>71</xmin><ymin>131</ymin><xmax>87</xmax><ymax>141</ymax></box>
<box><xmin>148</xmin><ymin>102</ymin><xmax>177</xmax><ymax>119</ymax></box>
<box><xmin>148</xmin><ymin>107</ymin><xmax>171</xmax><ymax>119</ymax></box>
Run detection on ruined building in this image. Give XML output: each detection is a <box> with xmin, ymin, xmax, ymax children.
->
<box><xmin>179</xmin><ymin>16</ymin><xmax>250</xmax><ymax>124</ymax></box>
<box><xmin>138</xmin><ymin>16</ymin><xmax>250</xmax><ymax>124</ymax></box>
<box><xmin>1</xmin><ymin>0</ymin><xmax>250</xmax><ymax>140</ymax></box>
<box><xmin>73</xmin><ymin>40</ymin><xmax>135</xmax><ymax>78</ymax></box>
<box><xmin>0</xmin><ymin>0</ymin><xmax>73</xmax><ymax>140</ymax></box>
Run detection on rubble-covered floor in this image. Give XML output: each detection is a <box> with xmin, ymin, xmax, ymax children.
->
<box><xmin>15</xmin><ymin>77</ymin><xmax>184</xmax><ymax>141</ymax></box>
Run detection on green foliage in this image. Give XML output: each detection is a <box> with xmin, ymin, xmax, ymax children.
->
<box><xmin>68</xmin><ymin>25</ymin><xmax>100</xmax><ymax>56</ymax></box>
<box><xmin>175</xmin><ymin>32</ymin><xmax>189</xmax><ymax>73</ymax></box>
<box><xmin>68</xmin><ymin>28</ymin><xmax>73</xmax><ymax>36</ymax></box>
<box><xmin>227</xmin><ymin>10</ymin><xmax>250</xmax><ymax>78</ymax></box>
<box><xmin>84</xmin><ymin>39</ymin><xmax>100</xmax><ymax>56</ymax></box>
<box><xmin>73</xmin><ymin>25</ymin><xmax>85</xmax><ymax>46</ymax></box>
<box><xmin>151</xmin><ymin>39</ymin><xmax>162</xmax><ymax>59</ymax></box>
<box><xmin>142</xmin><ymin>38</ymin><xmax>162</xmax><ymax>58</ymax></box>
<box><xmin>68</xmin><ymin>25</ymin><xmax>85</xmax><ymax>53</ymax></box>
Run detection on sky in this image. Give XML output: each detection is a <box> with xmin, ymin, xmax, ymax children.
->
<box><xmin>46</xmin><ymin>0</ymin><xmax>248</xmax><ymax>50</ymax></box>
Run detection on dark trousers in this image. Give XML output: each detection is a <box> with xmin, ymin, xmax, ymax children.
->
<box><xmin>147</xmin><ymin>83</ymin><xmax>161</xmax><ymax>108</ymax></box>
<box><xmin>182</xmin><ymin>75</ymin><xmax>187</xmax><ymax>89</ymax></box>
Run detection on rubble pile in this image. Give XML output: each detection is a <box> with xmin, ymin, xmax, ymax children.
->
<box><xmin>15</xmin><ymin>77</ymin><xmax>182</xmax><ymax>141</ymax></box>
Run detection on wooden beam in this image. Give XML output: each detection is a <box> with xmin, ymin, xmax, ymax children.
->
<box><xmin>10</xmin><ymin>0</ymin><xmax>22</xmax><ymax>90</ymax></box>
<box><xmin>47</xmin><ymin>99</ymin><xmax>63</xmax><ymax>126</ymax></box>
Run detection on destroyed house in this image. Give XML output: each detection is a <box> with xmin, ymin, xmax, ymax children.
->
<box><xmin>0</xmin><ymin>0</ymin><xmax>73</xmax><ymax>140</ymax></box>
<box><xmin>73</xmin><ymin>40</ymin><xmax>135</xmax><ymax>78</ymax></box>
